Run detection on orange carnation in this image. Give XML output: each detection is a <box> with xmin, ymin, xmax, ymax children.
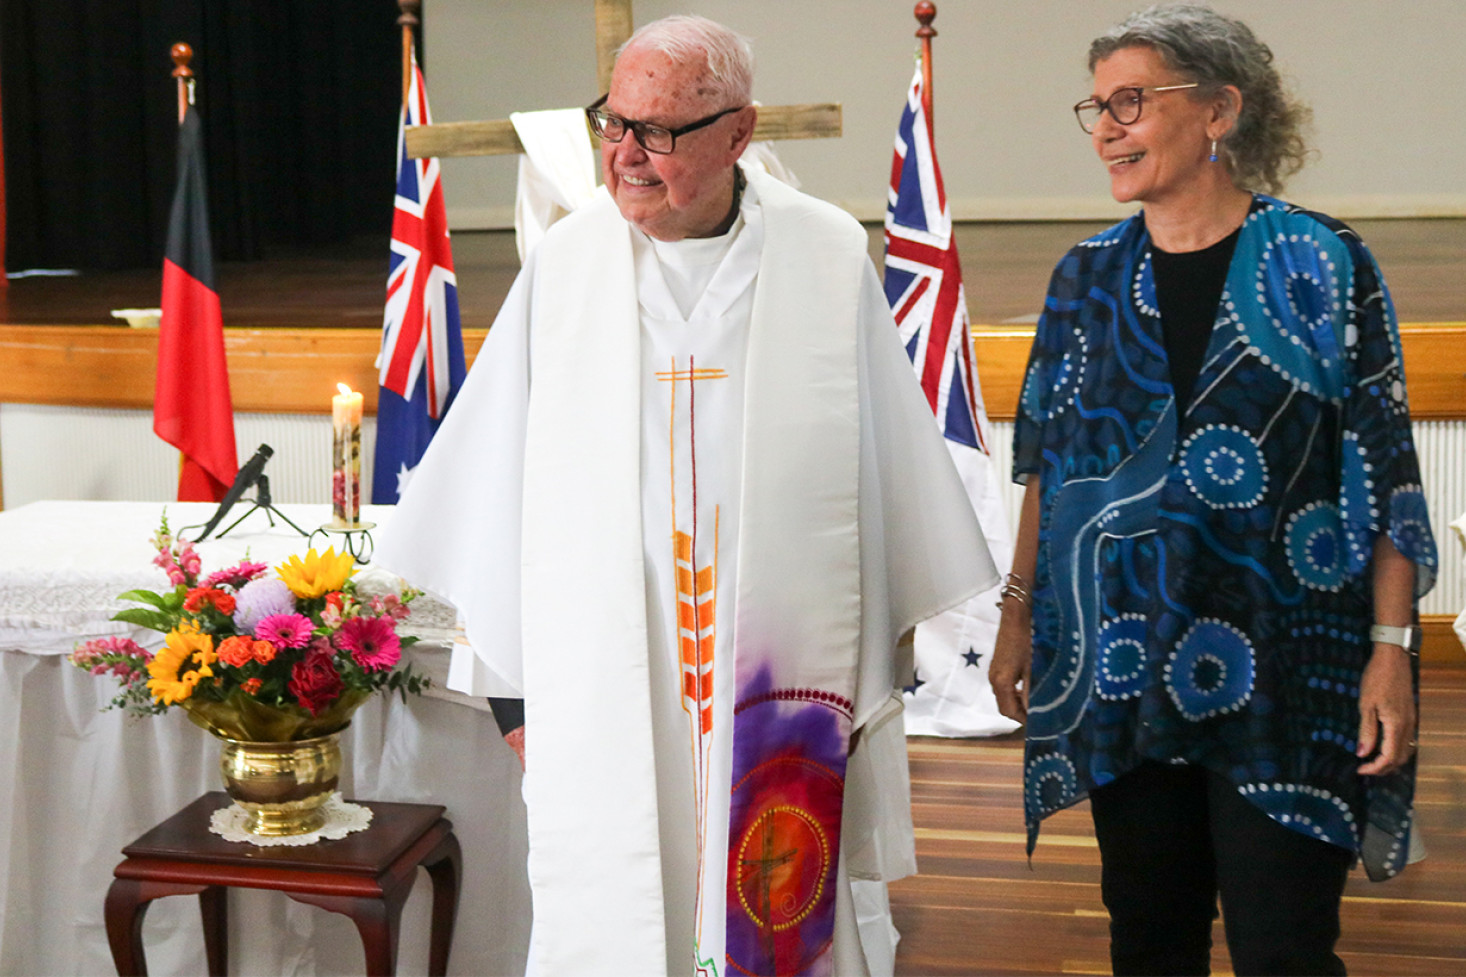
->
<box><xmin>217</xmin><ymin>636</ymin><xmax>257</xmax><ymax>667</ymax></box>
<box><xmin>219</xmin><ymin>635</ymin><xmax>279</xmax><ymax>667</ymax></box>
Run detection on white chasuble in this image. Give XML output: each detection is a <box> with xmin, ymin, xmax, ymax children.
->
<box><xmin>635</xmin><ymin>210</ymin><xmax>758</xmax><ymax>976</ymax></box>
<box><xmin>374</xmin><ymin>169</ymin><xmax>997</xmax><ymax>977</ymax></box>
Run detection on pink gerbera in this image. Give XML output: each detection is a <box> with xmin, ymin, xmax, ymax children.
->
<box><xmin>336</xmin><ymin>616</ymin><xmax>402</xmax><ymax>672</ymax></box>
<box><xmin>203</xmin><ymin>560</ymin><xmax>269</xmax><ymax>590</ymax></box>
<box><xmin>254</xmin><ymin>613</ymin><xmax>315</xmax><ymax>649</ymax></box>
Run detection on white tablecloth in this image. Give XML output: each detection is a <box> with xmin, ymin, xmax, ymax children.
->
<box><xmin>0</xmin><ymin>501</ymin><xmax>531</xmax><ymax>976</ymax></box>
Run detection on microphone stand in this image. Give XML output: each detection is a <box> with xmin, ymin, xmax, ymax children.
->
<box><xmin>178</xmin><ymin>473</ymin><xmax>309</xmax><ymax>542</ymax></box>
<box><xmin>205</xmin><ymin>474</ymin><xmax>310</xmax><ymax>540</ymax></box>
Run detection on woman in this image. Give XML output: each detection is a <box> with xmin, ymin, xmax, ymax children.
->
<box><xmin>990</xmin><ymin>5</ymin><xmax>1438</xmax><ymax>975</ymax></box>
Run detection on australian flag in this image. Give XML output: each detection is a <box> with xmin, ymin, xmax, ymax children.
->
<box><xmin>884</xmin><ymin>62</ymin><xmax>1015</xmax><ymax>737</ymax></box>
<box><xmin>373</xmin><ymin>50</ymin><xmax>466</xmax><ymax>504</ymax></box>
<box><xmin>883</xmin><ymin>64</ymin><xmax>986</xmax><ymax>453</ymax></box>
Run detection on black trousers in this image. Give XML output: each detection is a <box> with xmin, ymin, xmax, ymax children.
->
<box><xmin>1088</xmin><ymin>761</ymin><xmax>1354</xmax><ymax>976</ymax></box>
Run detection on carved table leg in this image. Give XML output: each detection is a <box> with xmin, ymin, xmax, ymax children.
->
<box><xmin>290</xmin><ymin>891</ymin><xmax>409</xmax><ymax>977</ymax></box>
<box><xmin>198</xmin><ymin>885</ymin><xmax>228</xmax><ymax>976</ymax></box>
<box><xmin>104</xmin><ymin>878</ymin><xmax>152</xmax><ymax>977</ymax></box>
<box><xmin>422</xmin><ymin>830</ymin><xmax>463</xmax><ymax>977</ymax></box>
<box><xmin>105</xmin><ymin>875</ymin><xmax>209</xmax><ymax>976</ymax></box>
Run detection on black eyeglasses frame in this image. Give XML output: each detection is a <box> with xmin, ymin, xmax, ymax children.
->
<box><xmin>584</xmin><ymin>94</ymin><xmax>745</xmax><ymax>155</ymax></box>
<box><xmin>1073</xmin><ymin>83</ymin><xmax>1200</xmax><ymax>133</ymax></box>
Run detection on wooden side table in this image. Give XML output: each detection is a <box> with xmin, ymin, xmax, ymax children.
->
<box><xmin>104</xmin><ymin>792</ymin><xmax>461</xmax><ymax>977</ymax></box>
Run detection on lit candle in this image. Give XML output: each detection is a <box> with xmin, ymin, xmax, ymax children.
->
<box><xmin>331</xmin><ymin>383</ymin><xmax>364</xmax><ymax>527</ymax></box>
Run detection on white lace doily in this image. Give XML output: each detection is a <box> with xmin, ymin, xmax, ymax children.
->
<box><xmin>208</xmin><ymin>792</ymin><xmax>373</xmax><ymax>846</ymax></box>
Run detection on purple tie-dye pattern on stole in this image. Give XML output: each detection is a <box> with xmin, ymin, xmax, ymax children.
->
<box><xmin>725</xmin><ymin>664</ymin><xmax>853</xmax><ymax>976</ymax></box>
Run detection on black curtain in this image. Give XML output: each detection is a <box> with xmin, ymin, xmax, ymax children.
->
<box><xmin>1</xmin><ymin>0</ymin><xmax>405</xmax><ymax>271</ymax></box>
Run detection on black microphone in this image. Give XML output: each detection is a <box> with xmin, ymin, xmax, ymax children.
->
<box><xmin>192</xmin><ymin>444</ymin><xmax>273</xmax><ymax>541</ymax></box>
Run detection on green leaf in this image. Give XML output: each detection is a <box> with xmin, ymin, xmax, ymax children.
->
<box><xmin>116</xmin><ymin>589</ymin><xmax>170</xmax><ymax>609</ymax></box>
<box><xmin>110</xmin><ymin>608</ymin><xmax>175</xmax><ymax>632</ymax></box>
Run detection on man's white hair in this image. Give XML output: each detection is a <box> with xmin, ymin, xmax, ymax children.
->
<box><xmin>618</xmin><ymin>14</ymin><xmax>753</xmax><ymax>107</ymax></box>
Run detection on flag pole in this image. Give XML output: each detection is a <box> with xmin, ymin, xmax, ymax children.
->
<box><xmin>168</xmin><ymin>41</ymin><xmax>194</xmax><ymax>486</ymax></box>
<box><xmin>915</xmin><ymin>2</ymin><xmax>936</xmax><ymax>126</ymax></box>
<box><xmin>399</xmin><ymin>0</ymin><xmax>421</xmax><ymax>109</ymax></box>
<box><xmin>171</xmin><ymin>43</ymin><xmax>194</xmax><ymax>125</ymax></box>
<box><xmin>159</xmin><ymin>40</ymin><xmax>239</xmax><ymax>503</ymax></box>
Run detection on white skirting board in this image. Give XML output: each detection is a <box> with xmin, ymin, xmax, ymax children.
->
<box><xmin>1</xmin><ymin>403</ymin><xmax>1461</xmax><ymax>616</ymax></box>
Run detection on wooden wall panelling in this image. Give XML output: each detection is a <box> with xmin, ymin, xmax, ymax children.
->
<box><xmin>2</xmin><ymin>323</ymin><xmax>1459</xmax><ymax>419</ymax></box>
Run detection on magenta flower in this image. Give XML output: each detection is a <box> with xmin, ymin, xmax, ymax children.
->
<box><xmin>254</xmin><ymin>613</ymin><xmax>315</xmax><ymax>649</ymax></box>
<box><xmin>70</xmin><ymin>636</ymin><xmax>150</xmax><ymax>667</ymax></box>
<box><xmin>203</xmin><ymin>560</ymin><xmax>269</xmax><ymax>590</ymax></box>
<box><xmin>151</xmin><ymin>547</ymin><xmax>174</xmax><ymax>572</ymax></box>
<box><xmin>179</xmin><ymin>545</ymin><xmax>202</xmax><ymax>580</ymax></box>
<box><xmin>69</xmin><ymin>636</ymin><xmax>152</xmax><ymax>683</ymax></box>
<box><xmin>336</xmin><ymin>616</ymin><xmax>402</xmax><ymax>672</ymax></box>
<box><xmin>150</xmin><ymin>534</ymin><xmax>201</xmax><ymax>588</ymax></box>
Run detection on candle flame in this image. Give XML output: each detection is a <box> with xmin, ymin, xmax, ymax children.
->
<box><xmin>336</xmin><ymin>383</ymin><xmax>354</xmax><ymax>396</ymax></box>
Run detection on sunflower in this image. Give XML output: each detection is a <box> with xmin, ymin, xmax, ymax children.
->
<box><xmin>276</xmin><ymin>547</ymin><xmax>356</xmax><ymax>600</ymax></box>
<box><xmin>147</xmin><ymin>624</ymin><xmax>217</xmax><ymax>705</ymax></box>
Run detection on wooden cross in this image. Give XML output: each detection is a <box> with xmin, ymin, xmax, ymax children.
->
<box><xmin>399</xmin><ymin>0</ymin><xmax>841</xmax><ymax>160</ymax></box>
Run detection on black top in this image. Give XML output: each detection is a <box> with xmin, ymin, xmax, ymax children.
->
<box><xmin>1151</xmin><ymin>226</ymin><xmax>1241</xmax><ymax>410</ymax></box>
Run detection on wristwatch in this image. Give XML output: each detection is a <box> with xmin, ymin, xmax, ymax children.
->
<box><xmin>1369</xmin><ymin>624</ymin><xmax>1421</xmax><ymax>656</ymax></box>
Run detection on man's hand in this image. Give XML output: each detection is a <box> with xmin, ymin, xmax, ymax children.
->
<box><xmin>1356</xmin><ymin>646</ymin><xmax>1416</xmax><ymax>776</ymax></box>
<box><xmin>989</xmin><ymin>619</ymin><xmax>1032</xmax><ymax>725</ymax></box>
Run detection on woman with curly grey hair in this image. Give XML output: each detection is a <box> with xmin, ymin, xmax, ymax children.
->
<box><xmin>990</xmin><ymin>4</ymin><xmax>1437</xmax><ymax>974</ymax></box>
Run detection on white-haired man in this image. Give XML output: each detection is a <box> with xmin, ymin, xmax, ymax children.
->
<box><xmin>377</xmin><ymin>15</ymin><xmax>994</xmax><ymax>976</ymax></box>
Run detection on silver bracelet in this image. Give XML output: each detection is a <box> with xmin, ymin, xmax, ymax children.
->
<box><xmin>1369</xmin><ymin>624</ymin><xmax>1421</xmax><ymax>657</ymax></box>
<box><xmin>996</xmin><ymin>572</ymin><xmax>1033</xmax><ymax>611</ymax></box>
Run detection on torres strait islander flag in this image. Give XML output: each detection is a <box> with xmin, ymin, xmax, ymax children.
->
<box><xmin>155</xmin><ymin>104</ymin><xmax>238</xmax><ymax>502</ymax></box>
<box><xmin>884</xmin><ymin>63</ymin><xmax>1016</xmax><ymax>737</ymax></box>
<box><xmin>372</xmin><ymin>50</ymin><xmax>465</xmax><ymax>504</ymax></box>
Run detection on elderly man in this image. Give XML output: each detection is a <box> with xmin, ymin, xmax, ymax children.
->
<box><xmin>377</xmin><ymin>15</ymin><xmax>993</xmax><ymax>977</ymax></box>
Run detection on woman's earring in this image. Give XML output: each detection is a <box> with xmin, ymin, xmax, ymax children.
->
<box><xmin>1209</xmin><ymin>139</ymin><xmax>1219</xmax><ymax>163</ymax></box>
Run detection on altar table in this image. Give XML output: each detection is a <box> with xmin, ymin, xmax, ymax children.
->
<box><xmin>0</xmin><ymin>501</ymin><xmax>531</xmax><ymax>976</ymax></box>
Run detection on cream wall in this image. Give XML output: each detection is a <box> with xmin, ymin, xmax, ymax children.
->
<box><xmin>426</xmin><ymin>0</ymin><xmax>1465</xmax><ymax>228</ymax></box>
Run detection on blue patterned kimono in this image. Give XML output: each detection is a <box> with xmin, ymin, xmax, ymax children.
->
<box><xmin>1013</xmin><ymin>195</ymin><xmax>1438</xmax><ymax>880</ymax></box>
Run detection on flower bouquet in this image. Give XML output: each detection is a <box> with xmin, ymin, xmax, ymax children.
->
<box><xmin>70</xmin><ymin>514</ymin><xmax>428</xmax><ymax>743</ymax></box>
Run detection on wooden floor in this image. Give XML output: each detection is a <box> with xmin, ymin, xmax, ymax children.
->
<box><xmin>3</xmin><ymin>218</ymin><xmax>1462</xmax><ymax>329</ymax></box>
<box><xmin>890</xmin><ymin>666</ymin><xmax>1466</xmax><ymax>976</ymax></box>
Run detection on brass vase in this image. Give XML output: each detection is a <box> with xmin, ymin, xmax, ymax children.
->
<box><xmin>218</xmin><ymin>730</ymin><xmax>344</xmax><ymax>836</ymax></box>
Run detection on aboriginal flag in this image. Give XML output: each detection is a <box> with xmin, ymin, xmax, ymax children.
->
<box><xmin>155</xmin><ymin>104</ymin><xmax>238</xmax><ymax>501</ymax></box>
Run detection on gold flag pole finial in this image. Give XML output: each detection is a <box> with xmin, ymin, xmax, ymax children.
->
<box><xmin>914</xmin><ymin>3</ymin><xmax>937</xmax><ymax>125</ymax></box>
<box><xmin>398</xmin><ymin>0</ymin><xmax>422</xmax><ymax>110</ymax></box>
<box><xmin>170</xmin><ymin>43</ymin><xmax>194</xmax><ymax>125</ymax></box>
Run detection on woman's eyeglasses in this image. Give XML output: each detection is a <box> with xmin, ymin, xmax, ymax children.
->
<box><xmin>1073</xmin><ymin>83</ymin><xmax>1200</xmax><ymax>133</ymax></box>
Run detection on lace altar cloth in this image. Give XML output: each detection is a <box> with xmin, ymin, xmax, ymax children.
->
<box><xmin>209</xmin><ymin>792</ymin><xmax>373</xmax><ymax>846</ymax></box>
<box><xmin>0</xmin><ymin>501</ymin><xmax>458</xmax><ymax>655</ymax></box>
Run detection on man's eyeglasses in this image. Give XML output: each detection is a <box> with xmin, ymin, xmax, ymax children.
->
<box><xmin>1073</xmin><ymin>83</ymin><xmax>1200</xmax><ymax>133</ymax></box>
<box><xmin>585</xmin><ymin>94</ymin><xmax>743</xmax><ymax>155</ymax></box>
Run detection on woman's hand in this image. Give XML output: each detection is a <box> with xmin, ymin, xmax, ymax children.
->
<box><xmin>1358</xmin><ymin>535</ymin><xmax>1420</xmax><ymax>777</ymax></box>
<box><xmin>1356</xmin><ymin>646</ymin><xmax>1416</xmax><ymax>776</ymax></box>
<box><xmin>991</xmin><ymin>479</ymin><xmax>1042</xmax><ymax>726</ymax></box>
<box><xmin>989</xmin><ymin>615</ymin><xmax>1033</xmax><ymax>725</ymax></box>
